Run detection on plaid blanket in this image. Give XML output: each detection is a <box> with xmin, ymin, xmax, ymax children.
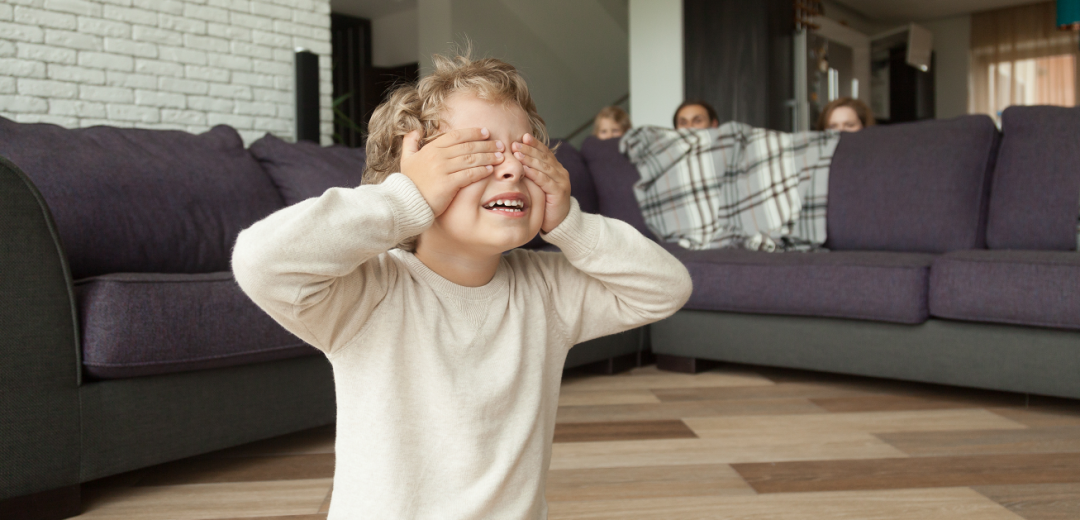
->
<box><xmin>621</xmin><ymin>123</ymin><xmax>840</xmax><ymax>252</ymax></box>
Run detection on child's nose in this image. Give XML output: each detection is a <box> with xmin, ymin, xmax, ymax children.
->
<box><xmin>495</xmin><ymin>151</ymin><xmax>524</xmax><ymax>181</ymax></box>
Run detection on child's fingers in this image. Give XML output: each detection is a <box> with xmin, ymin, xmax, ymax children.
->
<box><xmin>449</xmin><ymin>151</ymin><xmax>504</xmax><ymax>171</ymax></box>
<box><xmin>431</xmin><ymin>127</ymin><xmax>490</xmax><ymax>148</ymax></box>
<box><xmin>513</xmin><ymin>149</ymin><xmax>552</xmax><ymax>176</ymax></box>
<box><xmin>521</xmin><ymin>133</ymin><xmax>550</xmax><ymax>153</ymax></box>
<box><xmin>401</xmin><ymin>130</ymin><xmax>422</xmax><ymax>157</ymax></box>
<box><xmin>513</xmin><ymin>144</ymin><xmax>553</xmax><ymax>171</ymax></box>
<box><xmin>443</xmin><ymin>139</ymin><xmax>503</xmax><ymax>160</ymax></box>
<box><xmin>520</xmin><ymin>162</ymin><xmax>557</xmax><ymax>191</ymax></box>
<box><xmin>449</xmin><ymin>164</ymin><xmax>494</xmax><ymax>187</ymax></box>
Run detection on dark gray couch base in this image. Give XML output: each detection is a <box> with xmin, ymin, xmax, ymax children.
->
<box><xmin>564</xmin><ymin>327</ymin><xmax>646</xmax><ymax>372</ymax></box>
<box><xmin>80</xmin><ymin>355</ymin><xmax>336</xmax><ymax>482</ymax></box>
<box><xmin>652</xmin><ymin>310</ymin><xmax>1080</xmax><ymax>400</ymax></box>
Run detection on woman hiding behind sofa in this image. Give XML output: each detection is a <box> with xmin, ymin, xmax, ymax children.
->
<box><xmin>817</xmin><ymin>97</ymin><xmax>875</xmax><ymax>132</ymax></box>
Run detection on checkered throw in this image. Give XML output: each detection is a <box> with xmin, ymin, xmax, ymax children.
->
<box><xmin>621</xmin><ymin>123</ymin><xmax>840</xmax><ymax>252</ymax></box>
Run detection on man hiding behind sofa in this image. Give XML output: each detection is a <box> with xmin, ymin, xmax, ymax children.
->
<box><xmin>674</xmin><ymin>100</ymin><xmax>720</xmax><ymax>129</ymax></box>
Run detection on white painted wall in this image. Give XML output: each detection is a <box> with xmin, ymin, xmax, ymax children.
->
<box><xmin>417</xmin><ymin>0</ymin><xmax>628</xmax><ymax>140</ymax></box>
<box><xmin>628</xmin><ymin>0</ymin><xmax>681</xmax><ymax>128</ymax></box>
<box><xmin>417</xmin><ymin>0</ymin><xmax>453</xmax><ymax>75</ymax></box>
<box><xmin>372</xmin><ymin>8</ymin><xmax>418</xmax><ymax>67</ymax></box>
<box><xmin>0</xmin><ymin>0</ymin><xmax>334</xmax><ymax>145</ymax></box>
<box><xmin>921</xmin><ymin>14</ymin><xmax>971</xmax><ymax>119</ymax></box>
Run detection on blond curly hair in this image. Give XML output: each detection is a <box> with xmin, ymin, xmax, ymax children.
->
<box><xmin>364</xmin><ymin>52</ymin><xmax>549</xmax><ymax>186</ymax></box>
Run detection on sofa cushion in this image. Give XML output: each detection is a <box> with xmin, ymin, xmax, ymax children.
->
<box><xmin>579</xmin><ymin>136</ymin><xmax>660</xmax><ymax>241</ymax></box>
<box><xmin>77</xmin><ymin>272</ymin><xmax>316</xmax><ymax>379</ymax></box>
<box><xmin>249</xmin><ymin>133</ymin><xmax>367</xmax><ymax>206</ymax></box>
<box><xmin>826</xmin><ymin>115</ymin><xmax>999</xmax><ymax>253</ymax></box>
<box><xmin>929</xmin><ymin>250</ymin><xmax>1080</xmax><ymax>330</ymax></box>
<box><xmin>985</xmin><ymin>106</ymin><xmax>1080</xmax><ymax>250</ymax></box>
<box><xmin>0</xmin><ymin>118</ymin><xmax>283</xmax><ymax>279</ymax></box>
<box><xmin>670</xmin><ymin>248</ymin><xmax>935</xmax><ymax>324</ymax></box>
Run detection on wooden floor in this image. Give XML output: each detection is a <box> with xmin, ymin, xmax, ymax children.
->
<box><xmin>73</xmin><ymin>363</ymin><xmax>1080</xmax><ymax>519</ymax></box>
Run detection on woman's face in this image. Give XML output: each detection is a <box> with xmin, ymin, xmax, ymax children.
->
<box><xmin>827</xmin><ymin>106</ymin><xmax>864</xmax><ymax>132</ymax></box>
<box><xmin>595</xmin><ymin>117</ymin><xmax>624</xmax><ymax>140</ymax></box>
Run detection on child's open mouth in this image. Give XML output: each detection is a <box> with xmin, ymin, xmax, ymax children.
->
<box><xmin>482</xmin><ymin>193</ymin><xmax>528</xmax><ymax>217</ymax></box>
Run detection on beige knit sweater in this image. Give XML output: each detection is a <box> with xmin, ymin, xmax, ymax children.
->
<box><xmin>232</xmin><ymin>173</ymin><xmax>692</xmax><ymax>519</ymax></box>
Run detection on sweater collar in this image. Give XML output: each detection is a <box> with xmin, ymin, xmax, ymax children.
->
<box><xmin>393</xmin><ymin>250</ymin><xmax>509</xmax><ymax>301</ymax></box>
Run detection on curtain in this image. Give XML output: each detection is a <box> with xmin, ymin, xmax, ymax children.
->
<box><xmin>970</xmin><ymin>1</ymin><xmax>1080</xmax><ymax>120</ymax></box>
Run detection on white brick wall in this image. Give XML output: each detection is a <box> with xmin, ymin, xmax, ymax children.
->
<box><xmin>0</xmin><ymin>0</ymin><xmax>333</xmax><ymax>145</ymax></box>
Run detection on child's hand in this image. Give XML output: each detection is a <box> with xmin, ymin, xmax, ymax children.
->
<box><xmin>513</xmin><ymin>134</ymin><xmax>571</xmax><ymax>233</ymax></box>
<box><xmin>400</xmin><ymin>128</ymin><xmax>504</xmax><ymax>216</ymax></box>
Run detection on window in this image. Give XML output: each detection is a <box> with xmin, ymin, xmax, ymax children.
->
<box><xmin>970</xmin><ymin>1</ymin><xmax>1080</xmax><ymax>122</ymax></box>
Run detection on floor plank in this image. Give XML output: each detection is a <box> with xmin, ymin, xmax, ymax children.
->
<box><xmin>990</xmin><ymin>408</ymin><xmax>1080</xmax><ymax>428</ymax></box>
<box><xmin>545</xmin><ymin>464</ymin><xmax>754</xmax><ymax>502</ymax></box>
<box><xmin>559</xmin><ymin>366</ymin><xmax>774</xmax><ymax>392</ymax></box>
<box><xmin>812</xmin><ymin>393</ymin><xmax>1024</xmax><ymax>413</ymax></box>
<box><xmin>553</xmin><ymin>420</ymin><xmax>697</xmax><ymax>443</ymax></box>
<box><xmin>556</xmin><ymin>398</ymin><xmax>824</xmax><ymax>424</ymax></box>
<box><xmin>550</xmin><ymin>433</ymin><xmax>907</xmax><ymax>470</ymax></box>
<box><xmin>879</xmin><ymin>426</ymin><xmax>1080</xmax><ymax>457</ymax></box>
<box><xmin>732</xmin><ymin>453</ymin><xmax>1080</xmax><ymax>494</ymax></box>
<box><xmin>651</xmin><ymin>381</ymin><xmax>875</xmax><ymax>402</ymax></box>
<box><xmin>974</xmin><ymin>483</ymin><xmax>1080</xmax><ymax>520</ymax></box>
<box><xmin>547</xmin><ymin>487</ymin><xmax>1024</xmax><ymax>520</ymax></box>
<box><xmin>684</xmin><ymin>409</ymin><xmax>1026</xmax><ymax>438</ymax></box>
<box><xmin>558</xmin><ymin>388</ymin><xmax>661</xmax><ymax>406</ymax></box>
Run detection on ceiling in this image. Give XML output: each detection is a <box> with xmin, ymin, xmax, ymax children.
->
<box><xmin>330</xmin><ymin>0</ymin><xmax>417</xmax><ymax>20</ymax></box>
<box><xmin>832</xmin><ymin>0</ymin><xmax>1046</xmax><ymax>22</ymax></box>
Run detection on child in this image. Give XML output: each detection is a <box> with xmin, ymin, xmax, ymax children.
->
<box><xmin>592</xmin><ymin>106</ymin><xmax>631</xmax><ymax>140</ymax></box>
<box><xmin>232</xmin><ymin>52</ymin><xmax>691</xmax><ymax>519</ymax></box>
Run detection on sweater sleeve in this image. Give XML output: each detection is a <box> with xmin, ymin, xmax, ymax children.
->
<box><xmin>232</xmin><ymin>173</ymin><xmax>433</xmax><ymax>354</ymax></box>
<box><xmin>537</xmin><ymin>199</ymin><xmax>692</xmax><ymax>346</ymax></box>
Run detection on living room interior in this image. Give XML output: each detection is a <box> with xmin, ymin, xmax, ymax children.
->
<box><xmin>2</xmin><ymin>0</ymin><xmax>1080</xmax><ymax>518</ymax></box>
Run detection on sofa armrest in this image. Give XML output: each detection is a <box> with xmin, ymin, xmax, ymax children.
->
<box><xmin>0</xmin><ymin>155</ymin><xmax>81</xmax><ymax>502</ymax></box>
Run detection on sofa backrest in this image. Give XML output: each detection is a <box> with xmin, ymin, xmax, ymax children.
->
<box><xmin>985</xmin><ymin>105</ymin><xmax>1080</xmax><ymax>250</ymax></box>
<box><xmin>0</xmin><ymin>118</ymin><xmax>284</xmax><ymax>279</ymax></box>
<box><xmin>579</xmin><ymin>136</ymin><xmax>660</xmax><ymax>241</ymax></box>
<box><xmin>826</xmin><ymin>115</ymin><xmax>1000</xmax><ymax>253</ymax></box>
<box><xmin>554</xmin><ymin>139</ymin><xmax>600</xmax><ymax>216</ymax></box>
<box><xmin>249</xmin><ymin>133</ymin><xmax>367</xmax><ymax>206</ymax></box>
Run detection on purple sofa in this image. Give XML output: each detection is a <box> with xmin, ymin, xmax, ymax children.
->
<box><xmin>581</xmin><ymin>106</ymin><xmax>1080</xmax><ymax>400</ymax></box>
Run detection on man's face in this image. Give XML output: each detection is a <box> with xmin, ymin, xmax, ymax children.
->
<box><xmin>675</xmin><ymin>104</ymin><xmax>718</xmax><ymax>129</ymax></box>
<box><xmin>418</xmin><ymin>93</ymin><xmax>546</xmax><ymax>257</ymax></box>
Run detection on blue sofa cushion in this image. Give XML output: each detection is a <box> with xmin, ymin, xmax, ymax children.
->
<box><xmin>670</xmin><ymin>248</ymin><xmax>935</xmax><ymax>324</ymax></box>
<box><xmin>77</xmin><ymin>272</ymin><xmax>317</xmax><ymax>379</ymax></box>
<box><xmin>826</xmin><ymin>115</ymin><xmax>999</xmax><ymax>253</ymax></box>
<box><xmin>929</xmin><ymin>250</ymin><xmax>1080</xmax><ymax>330</ymax></box>
<box><xmin>579</xmin><ymin>136</ymin><xmax>660</xmax><ymax>241</ymax></box>
<box><xmin>985</xmin><ymin>106</ymin><xmax>1080</xmax><ymax>250</ymax></box>
<box><xmin>0</xmin><ymin>118</ymin><xmax>283</xmax><ymax>279</ymax></box>
<box><xmin>249</xmin><ymin>133</ymin><xmax>367</xmax><ymax>206</ymax></box>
